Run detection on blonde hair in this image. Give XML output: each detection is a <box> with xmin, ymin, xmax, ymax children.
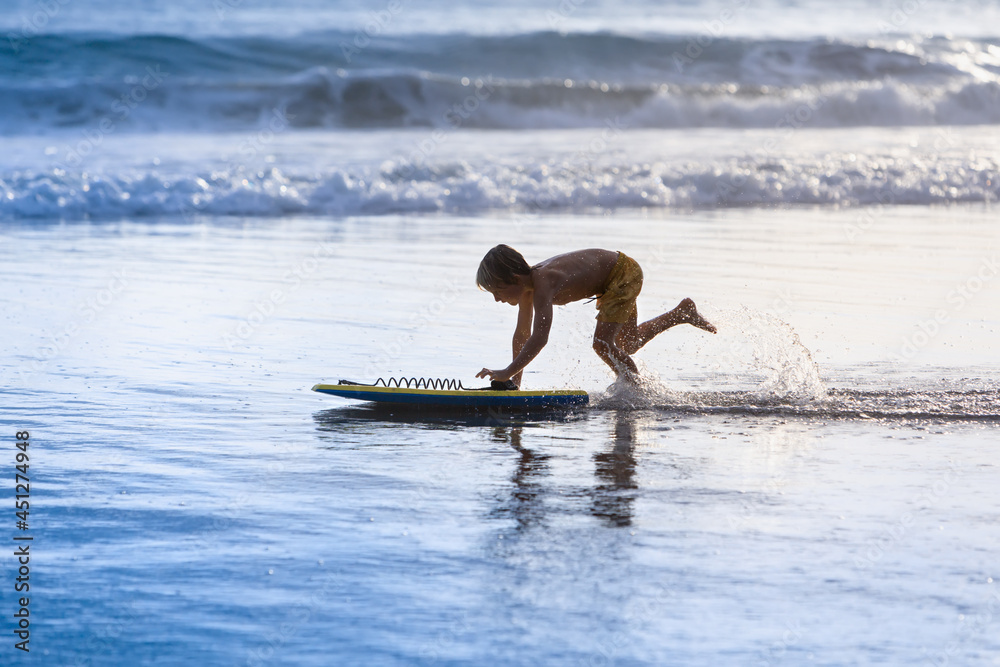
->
<box><xmin>476</xmin><ymin>244</ymin><xmax>530</xmax><ymax>291</ymax></box>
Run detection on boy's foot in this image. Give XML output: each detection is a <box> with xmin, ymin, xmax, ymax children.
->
<box><xmin>606</xmin><ymin>369</ymin><xmax>644</xmax><ymax>397</ymax></box>
<box><xmin>676</xmin><ymin>298</ymin><xmax>717</xmax><ymax>334</ymax></box>
<box><xmin>618</xmin><ymin>369</ymin><xmax>643</xmax><ymax>386</ymax></box>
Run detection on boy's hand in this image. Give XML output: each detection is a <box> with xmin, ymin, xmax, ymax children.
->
<box><xmin>476</xmin><ymin>367</ymin><xmax>513</xmax><ymax>382</ymax></box>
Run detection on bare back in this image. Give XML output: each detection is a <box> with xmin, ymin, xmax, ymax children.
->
<box><xmin>529</xmin><ymin>248</ymin><xmax>620</xmax><ymax>305</ymax></box>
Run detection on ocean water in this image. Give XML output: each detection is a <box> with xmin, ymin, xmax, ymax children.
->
<box><xmin>2</xmin><ymin>1</ymin><xmax>1000</xmax><ymax>665</ymax></box>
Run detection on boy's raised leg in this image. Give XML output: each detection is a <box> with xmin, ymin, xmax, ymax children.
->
<box><xmin>619</xmin><ymin>298</ymin><xmax>716</xmax><ymax>354</ymax></box>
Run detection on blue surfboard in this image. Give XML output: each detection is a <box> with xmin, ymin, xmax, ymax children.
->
<box><xmin>312</xmin><ymin>379</ymin><xmax>588</xmax><ymax>409</ymax></box>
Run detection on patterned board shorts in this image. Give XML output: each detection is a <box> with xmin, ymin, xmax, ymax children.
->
<box><xmin>595</xmin><ymin>252</ymin><xmax>643</xmax><ymax>323</ymax></box>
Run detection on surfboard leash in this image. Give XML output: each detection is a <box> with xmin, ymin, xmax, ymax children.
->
<box><xmin>337</xmin><ymin>377</ymin><xmax>518</xmax><ymax>391</ymax></box>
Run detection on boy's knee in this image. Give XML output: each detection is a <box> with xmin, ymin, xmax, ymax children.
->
<box><xmin>592</xmin><ymin>335</ymin><xmax>615</xmax><ymax>356</ymax></box>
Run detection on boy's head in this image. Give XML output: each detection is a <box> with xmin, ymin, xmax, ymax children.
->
<box><xmin>476</xmin><ymin>244</ymin><xmax>530</xmax><ymax>292</ymax></box>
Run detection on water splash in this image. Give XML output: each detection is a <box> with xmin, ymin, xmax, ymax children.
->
<box><xmin>575</xmin><ymin>309</ymin><xmax>1000</xmax><ymax>421</ymax></box>
<box><xmin>590</xmin><ymin>306</ymin><xmax>825</xmax><ymax>410</ymax></box>
<box><xmin>706</xmin><ymin>306</ymin><xmax>826</xmax><ymax>402</ymax></box>
<box><xmin>593</xmin><ymin>376</ymin><xmax>661</xmax><ymax>410</ymax></box>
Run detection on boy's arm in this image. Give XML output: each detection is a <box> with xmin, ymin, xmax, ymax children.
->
<box><xmin>477</xmin><ymin>290</ymin><xmax>553</xmax><ymax>384</ymax></box>
<box><xmin>511</xmin><ymin>299</ymin><xmax>533</xmax><ymax>387</ymax></box>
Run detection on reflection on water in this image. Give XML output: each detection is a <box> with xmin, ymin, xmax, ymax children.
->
<box><xmin>489</xmin><ymin>424</ymin><xmax>551</xmax><ymax>532</ymax></box>
<box><xmin>591</xmin><ymin>411</ymin><xmax>640</xmax><ymax>527</ymax></box>
<box><xmin>313</xmin><ymin>405</ymin><xmax>657</xmax><ymax>530</ymax></box>
<box><xmin>312</xmin><ymin>405</ymin><xmax>586</xmax><ymax>433</ymax></box>
<box><xmin>486</xmin><ymin>414</ymin><xmax>644</xmax><ymax>540</ymax></box>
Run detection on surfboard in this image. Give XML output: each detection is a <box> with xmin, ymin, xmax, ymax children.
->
<box><xmin>312</xmin><ymin>378</ymin><xmax>588</xmax><ymax>409</ymax></box>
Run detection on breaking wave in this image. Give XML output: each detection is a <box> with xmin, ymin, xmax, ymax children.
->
<box><xmin>2</xmin><ymin>31</ymin><xmax>999</xmax><ymax>133</ymax></box>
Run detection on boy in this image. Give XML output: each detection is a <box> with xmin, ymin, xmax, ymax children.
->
<box><xmin>475</xmin><ymin>245</ymin><xmax>716</xmax><ymax>386</ymax></box>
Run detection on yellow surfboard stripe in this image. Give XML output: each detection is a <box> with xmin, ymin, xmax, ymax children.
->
<box><xmin>311</xmin><ymin>384</ymin><xmax>587</xmax><ymax>398</ymax></box>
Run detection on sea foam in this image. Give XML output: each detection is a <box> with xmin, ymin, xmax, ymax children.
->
<box><xmin>3</xmin><ymin>151</ymin><xmax>996</xmax><ymax>220</ymax></box>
